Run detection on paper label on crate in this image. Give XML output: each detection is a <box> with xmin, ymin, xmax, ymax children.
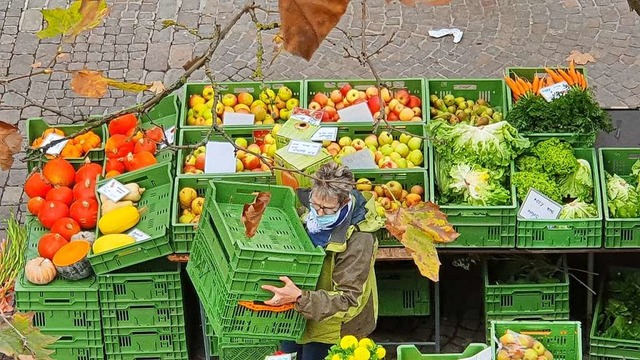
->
<box><xmin>291</xmin><ymin>107</ymin><xmax>322</xmax><ymax>126</ymax></box>
<box><xmin>205</xmin><ymin>141</ymin><xmax>236</xmax><ymax>174</ymax></box>
<box><xmin>540</xmin><ymin>81</ymin><xmax>571</xmax><ymax>102</ymax></box>
<box><xmin>311</xmin><ymin>127</ymin><xmax>338</xmax><ymax>142</ymax></box>
<box><xmin>158</xmin><ymin>126</ymin><xmax>176</xmax><ymax>149</ymax></box>
<box><xmin>39</xmin><ymin>133</ymin><xmax>68</xmax><ymax>155</ymax></box>
<box><xmin>459</xmin><ymin>347</ymin><xmax>492</xmax><ymax>360</ymax></box>
<box><xmin>128</xmin><ymin>228</ymin><xmax>151</xmax><ymax>242</ymax></box>
<box><xmin>264</xmin><ymin>355</ymin><xmax>294</xmax><ymax>360</ymax></box>
<box><xmin>518</xmin><ymin>188</ymin><xmax>563</xmax><ymax>220</ymax></box>
<box><xmin>287</xmin><ymin>140</ymin><xmax>321</xmax><ymax>156</ymax></box>
<box><xmin>223</xmin><ymin>112</ymin><xmax>255</xmax><ymax>125</ymax></box>
<box><xmin>97</xmin><ymin>179</ymin><xmax>130</xmax><ymax>202</ymax></box>
<box><xmin>337</xmin><ymin>102</ymin><xmax>374</xmax><ymax>122</ymax></box>
<box><xmin>341</xmin><ymin>149</ymin><xmax>378</xmax><ymax>169</ymax></box>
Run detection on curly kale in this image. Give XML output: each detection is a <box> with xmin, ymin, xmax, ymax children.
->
<box><xmin>516</xmin><ymin>155</ymin><xmax>544</xmax><ymax>173</ymax></box>
<box><xmin>513</xmin><ymin>171</ymin><xmax>563</xmax><ymax>203</ymax></box>
<box><xmin>533</xmin><ymin>138</ymin><xmax>579</xmax><ymax>177</ymax></box>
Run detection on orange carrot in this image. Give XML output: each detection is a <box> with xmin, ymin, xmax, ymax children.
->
<box><xmin>505</xmin><ymin>76</ymin><xmax>521</xmax><ymax>99</ymax></box>
<box><xmin>532</xmin><ymin>76</ymin><xmax>540</xmax><ymax>94</ymax></box>
<box><xmin>568</xmin><ymin>60</ymin><xmax>576</xmax><ymax>78</ymax></box>
<box><xmin>557</xmin><ymin>69</ymin><xmax>574</xmax><ymax>85</ymax></box>
<box><xmin>544</xmin><ymin>68</ymin><xmax>564</xmax><ymax>83</ymax></box>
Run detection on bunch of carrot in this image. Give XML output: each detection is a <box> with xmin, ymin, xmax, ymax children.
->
<box><xmin>505</xmin><ymin>60</ymin><xmax>588</xmax><ymax>101</ymax></box>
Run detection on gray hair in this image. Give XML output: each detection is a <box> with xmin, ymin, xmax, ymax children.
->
<box><xmin>311</xmin><ymin>162</ymin><xmax>354</xmax><ymax>204</ymax></box>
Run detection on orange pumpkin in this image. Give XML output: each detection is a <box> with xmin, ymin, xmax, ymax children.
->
<box><xmin>25</xmin><ymin>172</ymin><xmax>53</xmax><ymax>198</ymax></box>
<box><xmin>73</xmin><ymin>178</ymin><xmax>96</xmax><ymax>201</ymax></box>
<box><xmin>45</xmin><ymin>186</ymin><xmax>74</xmax><ymax>206</ymax></box>
<box><xmin>133</xmin><ymin>138</ymin><xmax>157</xmax><ymax>154</ymax></box>
<box><xmin>51</xmin><ymin>217</ymin><xmax>81</xmax><ymax>240</ymax></box>
<box><xmin>126</xmin><ymin>128</ymin><xmax>144</xmax><ymax>142</ymax></box>
<box><xmin>124</xmin><ymin>151</ymin><xmax>157</xmax><ymax>172</ymax></box>
<box><xmin>105</xmin><ymin>170</ymin><xmax>121</xmax><ymax>178</ymax></box>
<box><xmin>43</xmin><ymin>128</ymin><xmax>65</xmax><ymax>138</ymax></box>
<box><xmin>145</xmin><ymin>126</ymin><xmax>165</xmax><ymax>143</ymax></box>
<box><xmin>105</xmin><ymin>158</ymin><xmax>125</xmax><ymax>173</ymax></box>
<box><xmin>105</xmin><ymin>134</ymin><xmax>134</xmax><ymax>159</ymax></box>
<box><xmin>69</xmin><ymin>199</ymin><xmax>99</xmax><ymax>229</ymax></box>
<box><xmin>75</xmin><ymin>161</ymin><xmax>102</xmax><ymax>184</ymax></box>
<box><xmin>39</xmin><ymin>200</ymin><xmax>70</xmax><ymax>229</ymax></box>
<box><xmin>27</xmin><ymin>197</ymin><xmax>46</xmax><ymax>215</ymax></box>
<box><xmin>60</xmin><ymin>143</ymin><xmax>83</xmax><ymax>158</ymax></box>
<box><xmin>108</xmin><ymin>113</ymin><xmax>138</xmax><ymax>135</ymax></box>
<box><xmin>43</xmin><ymin>158</ymin><xmax>76</xmax><ymax>187</ymax></box>
<box><xmin>38</xmin><ymin>233</ymin><xmax>69</xmax><ymax>260</ymax></box>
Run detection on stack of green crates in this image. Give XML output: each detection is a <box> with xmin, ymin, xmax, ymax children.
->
<box><xmin>376</xmin><ymin>264</ymin><xmax>430</xmax><ymax>317</ymax></box>
<box><xmin>396</xmin><ymin>344</ymin><xmax>488</xmax><ymax>359</ymax></box>
<box><xmin>490</xmin><ymin>321</ymin><xmax>582</xmax><ymax>360</ymax></box>
<box><xmin>98</xmin><ymin>258</ymin><xmax>188</xmax><ymax>360</ymax></box>
<box><xmin>15</xmin><ymin>216</ymin><xmax>104</xmax><ymax>360</ymax></box>
<box><xmin>186</xmin><ymin>180</ymin><xmax>325</xmax><ymax>341</ymax></box>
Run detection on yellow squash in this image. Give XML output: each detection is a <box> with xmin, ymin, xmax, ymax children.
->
<box><xmin>98</xmin><ymin>205</ymin><xmax>140</xmax><ymax>234</ymax></box>
<box><xmin>93</xmin><ymin>234</ymin><xmax>136</xmax><ymax>254</ymax></box>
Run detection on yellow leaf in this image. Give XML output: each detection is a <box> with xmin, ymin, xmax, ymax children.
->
<box><xmin>69</xmin><ymin>0</ymin><xmax>109</xmax><ymax>37</ymax></box>
<box><xmin>37</xmin><ymin>0</ymin><xmax>108</xmax><ymax>40</ymax></box>
<box><xmin>403</xmin><ymin>226</ymin><xmax>441</xmax><ymax>281</ymax></box>
<box><xmin>70</xmin><ymin>70</ymin><xmax>108</xmax><ymax>98</ymax></box>
<box><xmin>104</xmin><ymin>78</ymin><xmax>149</xmax><ymax>93</ymax></box>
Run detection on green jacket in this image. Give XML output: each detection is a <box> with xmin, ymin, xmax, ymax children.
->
<box><xmin>294</xmin><ymin>189</ymin><xmax>383</xmax><ymax>345</ymax></box>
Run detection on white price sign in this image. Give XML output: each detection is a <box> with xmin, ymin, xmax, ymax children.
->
<box><xmin>311</xmin><ymin>127</ymin><xmax>338</xmax><ymax>142</ymax></box>
<box><xmin>540</xmin><ymin>81</ymin><xmax>571</xmax><ymax>102</ymax></box>
<box><xmin>518</xmin><ymin>188</ymin><xmax>563</xmax><ymax>220</ymax></box>
<box><xmin>128</xmin><ymin>228</ymin><xmax>151</xmax><ymax>242</ymax></box>
<box><xmin>204</xmin><ymin>141</ymin><xmax>236</xmax><ymax>174</ymax></box>
<box><xmin>97</xmin><ymin>179</ymin><xmax>130</xmax><ymax>202</ymax></box>
<box><xmin>287</xmin><ymin>140</ymin><xmax>322</xmax><ymax>156</ymax></box>
<box><xmin>223</xmin><ymin>112</ymin><xmax>255</xmax><ymax>125</ymax></box>
<box><xmin>341</xmin><ymin>150</ymin><xmax>377</xmax><ymax>169</ymax></box>
<box><xmin>337</xmin><ymin>102</ymin><xmax>374</xmax><ymax>123</ymax></box>
<box><xmin>39</xmin><ymin>133</ymin><xmax>69</xmax><ymax>156</ymax></box>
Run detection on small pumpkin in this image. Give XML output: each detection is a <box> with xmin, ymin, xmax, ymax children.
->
<box><xmin>43</xmin><ymin>158</ymin><xmax>76</xmax><ymax>187</ymax></box>
<box><xmin>69</xmin><ymin>199</ymin><xmax>99</xmax><ymax>229</ymax></box>
<box><xmin>60</xmin><ymin>142</ymin><xmax>83</xmax><ymax>158</ymax></box>
<box><xmin>70</xmin><ymin>231</ymin><xmax>97</xmax><ymax>245</ymax></box>
<box><xmin>73</xmin><ymin>178</ymin><xmax>96</xmax><ymax>201</ymax></box>
<box><xmin>39</xmin><ymin>200</ymin><xmax>70</xmax><ymax>229</ymax></box>
<box><xmin>25</xmin><ymin>172</ymin><xmax>53</xmax><ymax>198</ymax></box>
<box><xmin>108</xmin><ymin>113</ymin><xmax>138</xmax><ymax>135</ymax></box>
<box><xmin>145</xmin><ymin>126</ymin><xmax>165</xmax><ymax>143</ymax></box>
<box><xmin>24</xmin><ymin>257</ymin><xmax>57</xmax><ymax>285</ymax></box>
<box><xmin>124</xmin><ymin>151</ymin><xmax>157</xmax><ymax>172</ymax></box>
<box><xmin>52</xmin><ymin>240</ymin><xmax>93</xmax><ymax>280</ymax></box>
<box><xmin>75</xmin><ymin>161</ymin><xmax>102</xmax><ymax>184</ymax></box>
<box><xmin>105</xmin><ymin>170</ymin><xmax>121</xmax><ymax>178</ymax></box>
<box><xmin>105</xmin><ymin>134</ymin><xmax>134</xmax><ymax>159</ymax></box>
<box><xmin>105</xmin><ymin>158</ymin><xmax>125</xmax><ymax>173</ymax></box>
<box><xmin>43</xmin><ymin>128</ymin><xmax>65</xmax><ymax>138</ymax></box>
<box><xmin>126</xmin><ymin>128</ymin><xmax>144</xmax><ymax>142</ymax></box>
<box><xmin>38</xmin><ymin>232</ymin><xmax>69</xmax><ymax>260</ymax></box>
<box><xmin>133</xmin><ymin>138</ymin><xmax>157</xmax><ymax>154</ymax></box>
<box><xmin>27</xmin><ymin>196</ymin><xmax>46</xmax><ymax>215</ymax></box>
<box><xmin>45</xmin><ymin>186</ymin><xmax>74</xmax><ymax>206</ymax></box>
<box><xmin>51</xmin><ymin>217</ymin><xmax>81</xmax><ymax>240</ymax></box>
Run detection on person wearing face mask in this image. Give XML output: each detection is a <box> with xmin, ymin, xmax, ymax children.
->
<box><xmin>262</xmin><ymin>162</ymin><xmax>383</xmax><ymax>360</ymax></box>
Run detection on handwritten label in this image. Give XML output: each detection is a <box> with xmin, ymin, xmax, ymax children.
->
<box><xmin>341</xmin><ymin>150</ymin><xmax>378</xmax><ymax>169</ymax></box>
<box><xmin>290</xmin><ymin>107</ymin><xmax>323</xmax><ymax>126</ymax></box>
<box><xmin>97</xmin><ymin>179</ymin><xmax>130</xmax><ymax>202</ymax></box>
<box><xmin>311</xmin><ymin>127</ymin><xmax>338</xmax><ymax>142</ymax></box>
<box><xmin>540</xmin><ymin>81</ymin><xmax>571</xmax><ymax>102</ymax></box>
<box><xmin>128</xmin><ymin>228</ymin><xmax>151</xmax><ymax>242</ymax></box>
<box><xmin>39</xmin><ymin>133</ymin><xmax>69</xmax><ymax>156</ymax></box>
<box><xmin>204</xmin><ymin>141</ymin><xmax>236</xmax><ymax>174</ymax></box>
<box><xmin>460</xmin><ymin>347</ymin><xmax>491</xmax><ymax>360</ymax></box>
<box><xmin>518</xmin><ymin>188</ymin><xmax>563</xmax><ymax>220</ymax></box>
<box><xmin>337</xmin><ymin>102</ymin><xmax>374</xmax><ymax>123</ymax></box>
<box><xmin>223</xmin><ymin>112</ymin><xmax>255</xmax><ymax>125</ymax></box>
<box><xmin>287</xmin><ymin>140</ymin><xmax>322</xmax><ymax>156</ymax></box>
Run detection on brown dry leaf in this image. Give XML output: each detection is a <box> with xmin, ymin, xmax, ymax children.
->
<box><xmin>31</xmin><ymin>62</ymin><xmax>42</xmax><ymax>69</ymax></box>
<box><xmin>566</xmin><ymin>50</ymin><xmax>596</xmax><ymax>65</ymax></box>
<box><xmin>388</xmin><ymin>0</ymin><xmax>451</xmax><ymax>5</ymax></box>
<box><xmin>241</xmin><ymin>192</ymin><xmax>272</xmax><ymax>238</ymax></box>
<box><xmin>68</xmin><ymin>0</ymin><xmax>109</xmax><ymax>38</ymax></box>
<box><xmin>0</xmin><ymin>121</ymin><xmax>23</xmax><ymax>171</ymax></box>
<box><xmin>278</xmin><ymin>0</ymin><xmax>350</xmax><ymax>61</ymax></box>
<box><xmin>148</xmin><ymin>81</ymin><xmax>166</xmax><ymax>94</ymax></box>
<box><xmin>71</xmin><ymin>69</ymin><xmax>108</xmax><ymax>98</ymax></box>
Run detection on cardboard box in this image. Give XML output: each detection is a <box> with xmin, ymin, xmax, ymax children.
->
<box><xmin>275</xmin><ymin>118</ymin><xmax>320</xmax><ymax>149</ymax></box>
<box><xmin>275</xmin><ymin>144</ymin><xmax>333</xmax><ymax>190</ymax></box>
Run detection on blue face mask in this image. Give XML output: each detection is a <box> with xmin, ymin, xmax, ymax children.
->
<box><xmin>309</xmin><ymin>206</ymin><xmax>341</xmax><ymax>228</ymax></box>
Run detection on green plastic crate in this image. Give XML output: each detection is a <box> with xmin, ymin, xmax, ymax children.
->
<box><xmin>100</xmin><ymin>301</ymin><xmax>185</xmax><ymax>329</ymax></box>
<box><xmin>516</xmin><ymin>148</ymin><xmax>603</xmax><ymax>248</ymax></box>
<box><xmin>397</xmin><ymin>343</ymin><xmax>488</xmax><ymax>360</ymax></box>
<box><xmin>491</xmin><ymin>321</ymin><xmax>582</xmax><ymax>360</ymax></box>
<box><xmin>176</xmin><ymin>126</ymin><xmax>275</xmax><ymax>176</ymax></box>
<box><xmin>103</xmin><ymin>325</ymin><xmax>188</xmax><ymax>357</ymax></box>
<box><xmin>522</xmin><ymin>133</ymin><xmax>596</xmax><ymax>149</ymax></box>
<box><xmin>425</xmin><ymin>79</ymin><xmax>507</xmax><ymax>123</ymax></box>
<box><xmin>171</xmin><ymin>174</ymin><xmax>276</xmax><ymax>254</ymax></box>
<box><xmin>483</xmin><ymin>257</ymin><xmax>569</xmax><ymax>319</ymax></box>
<box><xmin>305</xmin><ymin>78</ymin><xmax>427</xmax><ymax>123</ymax></box>
<box><xmin>140</xmin><ymin>94</ymin><xmax>181</xmax><ymax>138</ymax></box>
<box><xmin>429</xmin><ymin>148</ymin><xmax>517</xmax><ymax>248</ymax></box>
<box><xmin>598</xmin><ymin>148</ymin><xmax>640</xmax><ymax>248</ymax></box>
<box><xmin>101</xmin><ymin>147</ymin><xmax>176</xmax><ymax>178</ymax></box>
<box><xmin>26</xmin><ymin>117</ymin><xmax>107</xmax><ymax>172</ymax></box>
<box><xmin>88</xmin><ymin>162</ymin><xmax>174</xmax><ymax>274</ymax></box>
<box><xmin>105</xmin><ymin>352</ymin><xmax>188</xmax><ymax>360</ymax></box>
<box><xmin>98</xmin><ymin>258</ymin><xmax>182</xmax><ymax>304</ymax></box>
<box><xmin>34</xmin><ymin>327</ymin><xmax>103</xmax><ymax>349</ymax></box>
<box><xmin>377</xmin><ymin>264</ymin><xmax>430</xmax><ymax>317</ymax></box>
<box><xmin>47</xmin><ymin>343</ymin><xmax>104</xmax><ymax>360</ymax></box>
<box><xmin>589</xmin><ymin>267</ymin><xmax>640</xmax><ymax>360</ymax></box>
<box><xmin>181</xmin><ymin>81</ymin><xmax>304</xmax><ymax>127</ymax></box>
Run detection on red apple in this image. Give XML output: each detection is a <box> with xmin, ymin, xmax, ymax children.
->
<box><xmin>313</xmin><ymin>92</ymin><xmax>329</xmax><ymax>107</ymax></box>
<box><xmin>395</xmin><ymin>89</ymin><xmax>410</xmax><ymax>105</ymax></box>
<box><xmin>407</xmin><ymin>95</ymin><xmax>421</xmax><ymax>109</ymax></box>
<box><xmin>339</xmin><ymin>84</ymin><xmax>352</xmax><ymax>97</ymax></box>
<box><xmin>323</xmin><ymin>106</ymin><xmax>338</xmax><ymax>122</ymax></box>
<box><xmin>330</xmin><ymin>90</ymin><xmax>343</xmax><ymax>103</ymax></box>
<box><xmin>195</xmin><ymin>153</ymin><xmax>206</xmax><ymax>171</ymax></box>
<box><xmin>367</xmin><ymin>96</ymin><xmax>381</xmax><ymax>114</ymax></box>
<box><xmin>242</xmin><ymin>154</ymin><xmax>261</xmax><ymax>170</ymax></box>
<box><xmin>388</xmin><ymin>112</ymin><xmax>399</xmax><ymax>121</ymax></box>
<box><xmin>365</xmin><ymin>86</ymin><xmax>379</xmax><ymax>99</ymax></box>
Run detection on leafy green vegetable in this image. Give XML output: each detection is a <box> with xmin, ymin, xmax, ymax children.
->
<box><xmin>427</xmin><ymin>120</ymin><xmax>530</xmax><ymax>168</ymax></box>
<box><xmin>605</xmin><ymin>173</ymin><xmax>640</xmax><ymax>218</ymax></box>
<box><xmin>516</xmin><ymin>155</ymin><xmax>544</xmax><ymax>173</ymax></box>
<box><xmin>558</xmin><ymin>159</ymin><xmax>593</xmax><ymax>202</ymax></box>
<box><xmin>506</xmin><ymin>87</ymin><xmax>614</xmax><ymax>134</ymax></box>
<box><xmin>559</xmin><ymin>200</ymin><xmax>598</xmax><ymax>219</ymax></box>
<box><xmin>445</xmin><ymin>163</ymin><xmax>511</xmax><ymax>206</ymax></box>
<box><xmin>598</xmin><ymin>270</ymin><xmax>640</xmax><ymax>341</ymax></box>
<box><xmin>632</xmin><ymin>159</ymin><xmax>640</xmax><ymax>190</ymax></box>
<box><xmin>512</xmin><ymin>171</ymin><xmax>563</xmax><ymax>203</ymax></box>
<box><xmin>533</xmin><ymin>138</ymin><xmax>579</xmax><ymax>177</ymax></box>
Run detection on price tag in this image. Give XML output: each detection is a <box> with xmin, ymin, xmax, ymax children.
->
<box><xmin>341</xmin><ymin>150</ymin><xmax>378</xmax><ymax>169</ymax></box>
<box><xmin>287</xmin><ymin>140</ymin><xmax>322</xmax><ymax>156</ymax></box>
<box><xmin>518</xmin><ymin>188</ymin><xmax>563</xmax><ymax>220</ymax></box>
<box><xmin>128</xmin><ymin>228</ymin><xmax>151</xmax><ymax>242</ymax></box>
<box><xmin>337</xmin><ymin>102</ymin><xmax>374</xmax><ymax>123</ymax></box>
<box><xmin>460</xmin><ymin>347</ymin><xmax>491</xmax><ymax>360</ymax></box>
<box><xmin>264</xmin><ymin>355</ymin><xmax>294</xmax><ymax>360</ymax></box>
<box><xmin>311</xmin><ymin>127</ymin><xmax>338</xmax><ymax>142</ymax></box>
<box><xmin>540</xmin><ymin>81</ymin><xmax>571</xmax><ymax>102</ymax></box>
<box><xmin>39</xmin><ymin>133</ymin><xmax>69</xmax><ymax>155</ymax></box>
<box><xmin>204</xmin><ymin>141</ymin><xmax>236</xmax><ymax>174</ymax></box>
<box><xmin>290</xmin><ymin>107</ymin><xmax>323</xmax><ymax>126</ymax></box>
<box><xmin>159</xmin><ymin>126</ymin><xmax>176</xmax><ymax>149</ymax></box>
<box><xmin>97</xmin><ymin>179</ymin><xmax>130</xmax><ymax>202</ymax></box>
<box><xmin>223</xmin><ymin>112</ymin><xmax>255</xmax><ymax>125</ymax></box>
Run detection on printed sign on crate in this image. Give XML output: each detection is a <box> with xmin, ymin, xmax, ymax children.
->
<box><xmin>518</xmin><ymin>188</ymin><xmax>563</xmax><ymax>220</ymax></box>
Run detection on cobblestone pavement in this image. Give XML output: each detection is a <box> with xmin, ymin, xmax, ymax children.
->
<box><xmin>0</xmin><ymin>0</ymin><xmax>638</xmax><ymax>353</ymax></box>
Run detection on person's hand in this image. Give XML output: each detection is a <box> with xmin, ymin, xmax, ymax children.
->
<box><xmin>261</xmin><ymin>276</ymin><xmax>302</xmax><ymax>306</ymax></box>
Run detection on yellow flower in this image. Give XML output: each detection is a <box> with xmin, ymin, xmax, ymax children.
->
<box><xmin>375</xmin><ymin>347</ymin><xmax>386</xmax><ymax>358</ymax></box>
<box><xmin>353</xmin><ymin>346</ymin><xmax>370</xmax><ymax>360</ymax></box>
<box><xmin>358</xmin><ymin>338</ymin><xmax>375</xmax><ymax>350</ymax></box>
<box><xmin>331</xmin><ymin>355</ymin><xmax>342</xmax><ymax>360</ymax></box>
<box><xmin>340</xmin><ymin>335</ymin><xmax>359</xmax><ymax>350</ymax></box>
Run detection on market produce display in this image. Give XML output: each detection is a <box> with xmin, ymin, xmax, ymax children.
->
<box><xmin>31</xmin><ymin>127</ymin><xmax>102</xmax><ymax>159</ymax></box>
<box><xmin>603</xmin><ymin>160</ymin><xmax>640</xmax><ymax>218</ymax></box>
<box><xmin>324</xmin><ymin>132</ymin><xmax>424</xmax><ymax>168</ymax></box>
<box><xmin>177</xmin><ymin>186</ymin><xmax>205</xmax><ymax>224</ymax></box>
<box><xmin>505</xmin><ymin>62</ymin><xmax>587</xmax><ymax>102</ymax></box>
<box><xmin>497</xmin><ymin>331</ymin><xmax>555</xmax><ymax>360</ymax></box>
<box><xmin>429</xmin><ymin>94</ymin><xmax>504</xmax><ymax>125</ymax></box>
<box><xmin>355</xmin><ymin>178</ymin><xmax>423</xmax><ymax>215</ymax></box>
<box><xmin>595</xmin><ymin>269</ymin><xmax>640</xmax><ymax>341</ymax></box>
<box><xmin>325</xmin><ymin>335</ymin><xmax>386</xmax><ymax>360</ymax></box>
<box><xmin>309</xmin><ymin>84</ymin><xmax>422</xmax><ymax>122</ymax></box>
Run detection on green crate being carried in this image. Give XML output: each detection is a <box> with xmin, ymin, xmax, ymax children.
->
<box><xmin>491</xmin><ymin>320</ymin><xmax>582</xmax><ymax>360</ymax></box>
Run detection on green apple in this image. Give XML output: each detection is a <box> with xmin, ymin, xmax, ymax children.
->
<box><xmin>193</xmin><ymin>103</ymin><xmax>206</xmax><ymax>117</ymax></box>
<box><xmin>407</xmin><ymin>149</ymin><xmax>423</xmax><ymax>166</ymax></box>
<box><xmin>280</xmin><ymin>108</ymin><xmax>291</xmax><ymax>121</ymax></box>
<box><xmin>399</xmin><ymin>133</ymin><xmax>412</xmax><ymax>144</ymax></box>
<box><xmin>286</xmin><ymin>98</ymin><xmax>299</xmax><ymax>110</ymax></box>
<box><xmin>338</xmin><ymin>136</ymin><xmax>352</xmax><ymax>147</ymax></box>
<box><xmin>391</xmin><ymin>140</ymin><xmax>401</xmax><ymax>150</ymax></box>
<box><xmin>235</xmin><ymin>137</ymin><xmax>248</xmax><ymax>148</ymax></box>
<box><xmin>406</xmin><ymin>160</ymin><xmax>415</xmax><ymax>168</ymax></box>
<box><xmin>378</xmin><ymin>131</ymin><xmax>393</xmax><ymax>145</ymax></box>
<box><xmin>277</xmin><ymin>86</ymin><xmax>293</xmax><ymax>101</ymax></box>
<box><xmin>389</xmin><ymin>152</ymin><xmax>403</xmax><ymax>162</ymax></box>
<box><xmin>187</xmin><ymin>109</ymin><xmax>194</xmax><ymax>118</ymax></box>
<box><xmin>396</xmin><ymin>158</ymin><xmax>408</xmax><ymax>168</ymax></box>
<box><xmin>203</xmin><ymin>109</ymin><xmax>213</xmax><ymax>120</ymax></box>
<box><xmin>205</xmin><ymin>99</ymin><xmax>214</xmax><ymax>109</ymax></box>
<box><xmin>379</xmin><ymin>144</ymin><xmax>394</xmax><ymax>156</ymax></box>
<box><xmin>364</xmin><ymin>134</ymin><xmax>378</xmax><ymax>148</ymax></box>
<box><xmin>407</xmin><ymin>137</ymin><xmax>423</xmax><ymax>151</ymax></box>
<box><xmin>367</xmin><ymin>145</ymin><xmax>377</xmax><ymax>152</ymax></box>
<box><xmin>341</xmin><ymin>146</ymin><xmax>357</xmax><ymax>155</ymax></box>
<box><xmin>395</xmin><ymin>143</ymin><xmax>410</xmax><ymax>158</ymax></box>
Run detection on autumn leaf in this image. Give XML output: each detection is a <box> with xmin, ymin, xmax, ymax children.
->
<box><xmin>278</xmin><ymin>0</ymin><xmax>350</xmax><ymax>61</ymax></box>
<box><xmin>566</xmin><ymin>50</ymin><xmax>596</xmax><ymax>65</ymax></box>
<box><xmin>242</xmin><ymin>192</ymin><xmax>272</xmax><ymax>238</ymax></box>
<box><xmin>105</xmin><ymin>78</ymin><xmax>149</xmax><ymax>93</ymax></box>
<box><xmin>37</xmin><ymin>0</ymin><xmax>108</xmax><ymax>40</ymax></box>
<box><xmin>69</xmin><ymin>0</ymin><xmax>109</xmax><ymax>37</ymax></box>
<box><xmin>388</xmin><ymin>0</ymin><xmax>451</xmax><ymax>5</ymax></box>
<box><xmin>148</xmin><ymin>81</ymin><xmax>166</xmax><ymax>94</ymax></box>
<box><xmin>0</xmin><ymin>312</ymin><xmax>59</xmax><ymax>359</ymax></box>
<box><xmin>629</xmin><ymin>0</ymin><xmax>640</xmax><ymax>15</ymax></box>
<box><xmin>70</xmin><ymin>70</ymin><xmax>108</xmax><ymax>98</ymax></box>
<box><xmin>0</xmin><ymin>121</ymin><xmax>23</xmax><ymax>171</ymax></box>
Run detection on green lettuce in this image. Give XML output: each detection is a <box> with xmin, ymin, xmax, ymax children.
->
<box><xmin>512</xmin><ymin>171</ymin><xmax>563</xmax><ymax>203</ymax></box>
<box><xmin>606</xmin><ymin>173</ymin><xmax>640</xmax><ymax>218</ymax></box>
<box><xmin>558</xmin><ymin>159</ymin><xmax>593</xmax><ymax>202</ymax></box>
<box><xmin>533</xmin><ymin>138</ymin><xmax>578</xmax><ymax>177</ymax></box>
<box><xmin>559</xmin><ymin>200</ymin><xmax>598</xmax><ymax>219</ymax></box>
<box><xmin>444</xmin><ymin>163</ymin><xmax>511</xmax><ymax>206</ymax></box>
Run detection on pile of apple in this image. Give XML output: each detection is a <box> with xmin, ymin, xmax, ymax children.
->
<box><xmin>355</xmin><ymin>178</ymin><xmax>424</xmax><ymax>216</ymax></box>
<box><xmin>323</xmin><ymin>131</ymin><xmax>424</xmax><ymax>169</ymax></box>
<box><xmin>177</xmin><ymin>186</ymin><xmax>205</xmax><ymax>224</ymax></box>
<box><xmin>497</xmin><ymin>331</ymin><xmax>554</xmax><ymax>360</ymax></box>
<box><xmin>186</xmin><ymin>85</ymin><xmax>300</xmax><ymax>126</ymax></box>
<box><xmin>181</xmin><ymin>133</ymin><xmax>276</xmax><ymax>174</ymax></box>
<box><xmin>308</xmin><ymin>84</ymin><xmax>423</xmax><ymax>122</ymax></box>
<box><xmin>429</xmin><ymin>94</ymin><xmax>504</xmax><ymax>126</ymax></box>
